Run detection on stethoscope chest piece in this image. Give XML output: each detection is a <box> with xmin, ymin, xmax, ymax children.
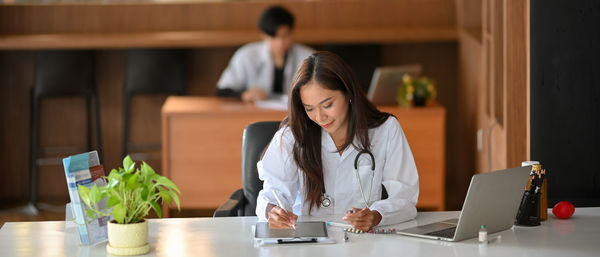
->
<box><xmin>320</xmin><ymin>193</ymin><xmax>333</xmax><ymax>208</ymax></box>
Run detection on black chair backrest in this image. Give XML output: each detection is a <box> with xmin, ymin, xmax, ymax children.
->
<box><xmin>241</xmin><ymin>121</ymin><xmax>280</xmax><ymax>216</ymax></box>
<box><xmin>34</xmin><ymin>50</ymin><xmax>96</xmax><ymax>97</ymax></box>
<box><xmin>124</xmin><ymin>49</ymin><xmax>187</xmax><ymax>96</ymax></box>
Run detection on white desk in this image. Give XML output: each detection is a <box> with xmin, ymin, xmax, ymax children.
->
<box><xmin>1</xmin><ymin>208</ymin><xmax>599</xmax><ymax>257</ymax></box>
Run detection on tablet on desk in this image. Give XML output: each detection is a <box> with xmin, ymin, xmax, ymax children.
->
<box><xmin>255</xmin><ymin>221</ymin><xmax>329</xmax><ymax>244</ymax></box>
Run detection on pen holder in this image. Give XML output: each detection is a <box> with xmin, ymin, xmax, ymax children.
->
<box><xmin>515</xmin><ymin>190</ymin><xmax>541</xmax><ymax>226</ymax></box>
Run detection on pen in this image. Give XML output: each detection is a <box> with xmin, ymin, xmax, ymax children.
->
<box><xmin>272</xmin><ymin>189</ymin><xmax>296</xmax><ymax>230</ymax></box>
<box><xmin>326</xmin><ymin>221</ymin><xmax>353</xmax><ymax>229</ymax></box>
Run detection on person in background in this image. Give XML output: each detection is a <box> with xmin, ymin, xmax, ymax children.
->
<box><xmin>216</xmin><ymin>6</ymin><xmax>314</xmax><ymax>102</ymax></box>
<box><xmin>256</xmin><ymin>52</ymin><xmax>419</xmax><ymax>231</ymax></box>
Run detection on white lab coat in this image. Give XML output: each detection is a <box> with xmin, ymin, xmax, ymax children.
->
<box><xmin>216</xmin><ymin>41</ymin><xmax>314</xmax><ymax>94</ymax></box>
<box><xmin>256</xmin><ymin>116</ymin><xmax>419</xmax><ymax>226</ymax></box>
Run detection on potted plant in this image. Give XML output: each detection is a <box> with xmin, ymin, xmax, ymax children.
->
<box><xmin>78</xmin><ymin>156</ymin><xmax>181</xmax><ymax>256</ymax></box>
<box><xmin>397</xmin><ymin>74</ymin><xmax>437</xmax><ymax>107</ymax></box>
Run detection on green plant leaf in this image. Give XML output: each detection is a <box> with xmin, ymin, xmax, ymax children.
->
<box><xmin>107</xmin><ymin>178</ymin><xmax>119</xmax><ymax>188</ymax></box>
<box><xmin>78</xmin><ymin>185</ymin><xmax>91</xmax><ymax>207</ymax></box>
<box><xmin>142</xmin><ymin>162</ymin><xmax>156</xmax><ymax>176</ymax></box>
<box><xmin>150</xmin><ymin>201</ymin><xmax>162</xmax><ymax>218</ymax></box>
<box><xmin>156</xmin><ymin>176</ymin><xmax>181</xmax><ymax>194</ymax></box>
<box><xmin>122</xmin><ymin>173</ymin><xmax>133</xmax><ymax>184</ymax></box>
<box><xmin>139</xmin><ymin>162</ymin><xmax>148</xmax><ymax>178</ymax></box>
<box><xmin>89</xmin><ymin>184</ymin><xmax>101</xmax><ymax>203</ymax></box>
<box><xmin>127</xmin><ymin>163</ymin><xmax>136</xmax><ymax>174</ymax></box>
<box><xmin>126</xmin><ymin>173</ymin><xmax>140</xmax><ymax>190</ymax></box>
<box><xmin>108</xmin><ymin>169</ymin><xmax>123</xmax><ymax>188</ymax></box>
<box><xmin>159</xmin><ymin>189</ymin><xmax>172</xmax><ymax>206</ymax></box>
<box><xmin>140</xmin><ymin>187</ymin><xmax>150</xmax><ymax>201</ymax></box>
<box><xmin>106</xmin><ymin>195</ymin><xmax>120</xmax><ymax>209</ymax></box>
<box><xmin>123</xmin><ymin>155</ymin><xmax>134</xmax><ymax>173</ymax></box>
<box><xmin>85</xmin><ymin>209</ymin><xmax>95</xmax><ymax>219</ymax></box>
<box><xmin>112</xmin><ymin>203</ymin><xmax>126</xmax><ymax>224</ymax></box>
<box><xmin>168</xmin><ymin>189</ymin><xmax>181</xmax><ymax>211</ymax></box>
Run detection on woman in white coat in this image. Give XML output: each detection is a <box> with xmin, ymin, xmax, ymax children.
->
<box><xmin>216</xmin><ymin>6</ymin><xmax>314</xmax><ymax>102</ymax></box>
<box><xmin>256</xmin><ymin>51</ymin><xmax>419</xmax><ymax>231</ymax></box>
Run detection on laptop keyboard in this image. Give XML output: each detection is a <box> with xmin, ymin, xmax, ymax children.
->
<box><xmin>425</xmin><ymin>227</ymin><xmax>457</xmax><ymax>238</ymax></box>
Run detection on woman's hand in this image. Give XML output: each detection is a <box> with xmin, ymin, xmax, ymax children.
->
<box><xmin>342</xmin><ymin>208</ymin><xmax>382</xmax><ymax>231</ymax></box>
<box><xmin>266</xmin><ymin>203</ymin><xmax>298</xmax><ymax>229</ymax></box>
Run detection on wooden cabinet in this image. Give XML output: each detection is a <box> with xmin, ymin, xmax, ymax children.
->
<box><xmin>161</xmin><ymin>97</ymin><xmax>286</xmax><ymax>211</ymax></box>
<box><xmin>379</xmin><ymin>104</ymin><xmax>446</xmax><ymax>211</ymax></box>
<box><xmin>161</xmin><ymin>97</ymin><xmax>446</xmax><ymax>214</ymax></box>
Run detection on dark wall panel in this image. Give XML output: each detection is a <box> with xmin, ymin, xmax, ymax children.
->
<box><xmin>531</xmin><ymin>0</ymin><xmax>600</xmax><ymax>207</ymax></box>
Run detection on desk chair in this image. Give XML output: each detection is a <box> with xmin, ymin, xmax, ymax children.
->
<box><xmin>213</xmin><ymin>121</ymin><xmax>389</xmax><ymax>217</ymax></box>
<box><xmin>29</xmin><ymin>50</ymin><xmax>102</xmax><ymax>214</ymax></box>
<box><xmin>214</xmin><ymin>121</ymin><xmax>280</xmax><ymax>217</ymax></box>
<box><xmin>122</xmin><ymin>49</ymin><xmax>186</xmax><ymax>161</ymax></box>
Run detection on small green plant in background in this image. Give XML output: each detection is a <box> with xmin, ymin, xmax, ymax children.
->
<box><xmin>78</xmin><ymin>156</ymin><xmax>181</xmax><ymax>224</ymax></box>
<box><xmin>397</xmin><ymin>74</ymin><xmax>437</xmax><ymax>107</ymax></box>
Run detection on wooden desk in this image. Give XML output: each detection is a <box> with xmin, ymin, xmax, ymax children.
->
<box><xmin>2</xmin><ymin>208</ymin><xmax>599</xmax><ymax>256</ymax></box>
<box><xmin>161</xmin><ymin>97</ymin><xmax>445</xmax><ymax>213</ymax></box>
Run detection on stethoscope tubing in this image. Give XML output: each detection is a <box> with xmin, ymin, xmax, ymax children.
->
<box><xmin>321</xmin><ymin>149</ymin><xmax>376</xmax><ymax>209</ymax></box>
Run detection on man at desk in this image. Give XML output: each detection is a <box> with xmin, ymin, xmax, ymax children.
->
<box><xmin>216</xmin><ymin>6</ymin><xmax>314</xmax><ymax>102</ymax></box>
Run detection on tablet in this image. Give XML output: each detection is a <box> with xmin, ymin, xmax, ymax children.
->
<box><xmin>254</xmin><ymin>221</ymin><xmax>328</xmax><ymax>243</ymax></box>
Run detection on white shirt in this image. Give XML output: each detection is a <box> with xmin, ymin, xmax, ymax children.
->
<box><xmin>216</xmin><ymin>41</ymin><xmax>314</xmax><ymax>95</ymax></box>
<box><xmin>256</xmin><ymin>116</ymin><xmax>419</xmax><ymax>226</ymax></box>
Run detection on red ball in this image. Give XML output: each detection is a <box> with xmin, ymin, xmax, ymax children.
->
<box><xmin>552</xmin><ymin>201</ymin><xmax>575</xmax><ymax>219</ymax></box>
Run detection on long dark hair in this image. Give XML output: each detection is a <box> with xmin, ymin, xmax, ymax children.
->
<box><xmin>282</xmin><ymin>51</ymin><xmax>390</xmax><ymax>213</ymax></box>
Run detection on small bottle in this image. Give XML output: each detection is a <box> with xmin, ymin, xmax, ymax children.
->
<box><xmin>478</xmin><ymin>225</ymin><xmax>488</xmax><ymax>243</ymax></box>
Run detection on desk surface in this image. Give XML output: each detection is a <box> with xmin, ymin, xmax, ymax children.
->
<box><xmin>1</xmin><ymin>208</ymin><xmax>599</xmax><ymax>257</ymax></box>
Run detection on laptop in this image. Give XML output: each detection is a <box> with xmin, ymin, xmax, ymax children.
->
<box><xmin>367</xmin><ymin>65</ymin><xmax>422</xmax><ymax>105</ymax></box>
<box><xmin>396</xmin><ymin>166</ymin><xmax>530</xmax><ymax>242</ymax></box>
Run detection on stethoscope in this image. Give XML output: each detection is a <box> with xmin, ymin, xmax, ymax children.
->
<box><xmin>320</xmin><ymin>149</ymin><xmax>376</xmax><ymax>209</ymax></box>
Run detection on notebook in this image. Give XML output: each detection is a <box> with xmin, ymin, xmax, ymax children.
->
<box><xmin>396</xmin><ymin>166</ymin><xmax>530</xmax><ymax>242</ymax></box>
<box><xmin>367</xmin><ymin>65</ymin><xmax>422</xmax><ymax>105</ymax></box>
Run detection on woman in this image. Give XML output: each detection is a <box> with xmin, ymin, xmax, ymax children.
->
<box><xmin>256</xmin><ymin>52</ymin><xmax>419</xmax><ymax>231</ymax></box>
<box><xmin>216</xmin><ymin>6</ymin><xmax>314</xmax><ymax>102</ymax></box>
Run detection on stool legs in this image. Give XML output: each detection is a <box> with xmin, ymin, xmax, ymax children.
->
<box><xmin>93</xmin><ymin>93</ymin><xmax>103</xmax><ymax>162</ymax></box>
<box><xmin>122</xmin><ymin>94</ymin><xmax>130</xmax><ymax>160</ymax></box>
<box><xmin>28</xmin><ymin>93</ymin><xmax>40</xmax><ymax>215</ymax></box>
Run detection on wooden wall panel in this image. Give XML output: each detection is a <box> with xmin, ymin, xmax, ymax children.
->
<box><xmin>0</xmin><ymin>0</ymin><xmax>456</xmax><ymax>34</ymax></box>
<box><xmin>505</xmin><ymin>0</ymin><xmax>528</xmax><ymax>167</ymax></box>
<box><xmin>455</xmin><ymin>32</ymin><xmax>479</xmax><ymax>210</ymax></box>
<box><xmin>457</xmin><ymin>0</ymin><xmax>528</xmax><ymax>179</ymax></box>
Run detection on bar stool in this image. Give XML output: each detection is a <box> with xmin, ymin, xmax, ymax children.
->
<box><xmin>122</xmin><ymin>49</ymin><xmax>187</xmax><ymax>161</ymax></box>
<box><xmin>28</xmin><ymin>50</ymin><xmax>102</xmax><ymax>214</ymax></box>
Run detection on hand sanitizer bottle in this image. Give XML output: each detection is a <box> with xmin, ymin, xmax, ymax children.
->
<box><xmin>479</xmin><ymin>225</ymin><xmax>488</xmax><ymax>243</ymax></box>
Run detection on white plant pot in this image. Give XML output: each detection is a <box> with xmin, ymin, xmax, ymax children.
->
<box><xmin>106</xmin><ymin>219</ymin><xmax>150</xmax><ymax>256</ymax></box>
